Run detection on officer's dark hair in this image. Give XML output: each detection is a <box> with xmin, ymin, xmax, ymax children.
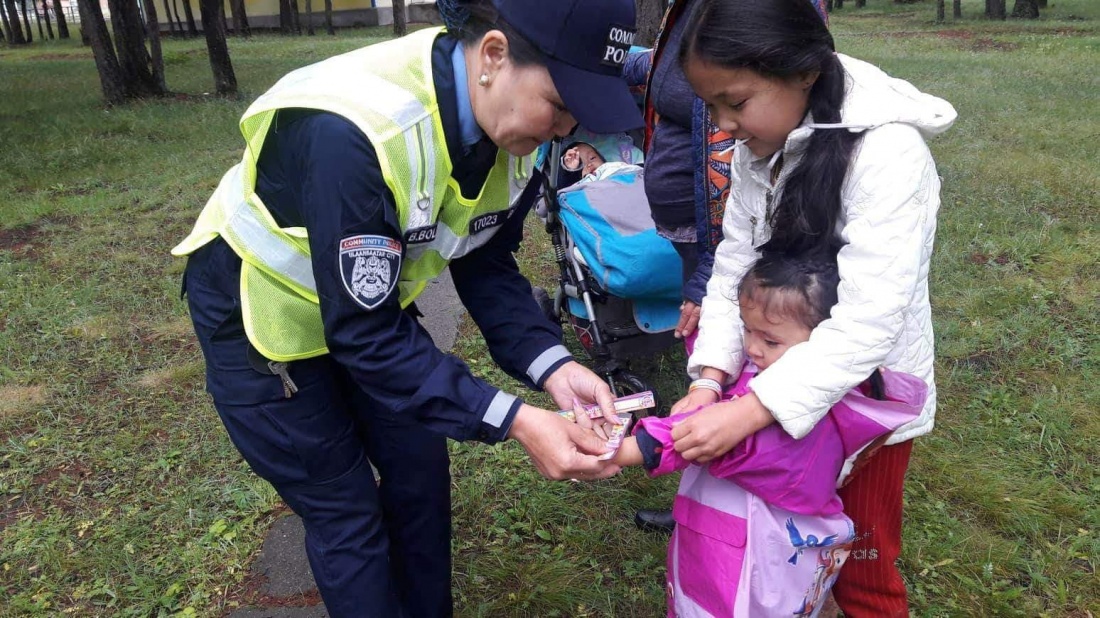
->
<box><xmin>681</xmin><ymin>0</ymin><xmax>862</xmax><ymax>255</ymax></box>
<box><xmin>738</xmin><ymin>239</ymin><xmax>887</xmax><ymax>400</ymax></box>
<box><xmin>437</xmin><ymin>0</ymin><xmax>546</xmax><ymax>67</ymax></box>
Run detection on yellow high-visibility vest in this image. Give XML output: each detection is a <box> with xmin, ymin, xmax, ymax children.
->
<box><xmin>173</xmin><ymin>27</ymin><xmax>533</xmax><ymax>362</ymax></box>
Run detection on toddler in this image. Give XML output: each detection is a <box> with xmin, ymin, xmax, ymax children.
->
<box><xmin>607</xmin><ymin>247</ymin><xmax>927</xmax><ymax>617</ymax></box>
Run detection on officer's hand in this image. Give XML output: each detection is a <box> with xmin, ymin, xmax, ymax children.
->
<box><xmin>543</xmin><ymin>361</ymin><xmax>620</xmax><ymax>426</ymax></box>
<box><xmin>508</xmin><ymin>404</ymin><xmax>621</xmax><ymax>481</ymax></box>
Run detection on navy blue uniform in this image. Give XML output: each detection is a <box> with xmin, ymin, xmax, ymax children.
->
<box><xmin>183</xmin><ymin>34</ymin><xmax>570</xmax><ymax>617</ymax></box>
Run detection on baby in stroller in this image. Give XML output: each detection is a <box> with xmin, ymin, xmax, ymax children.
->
<box><xmin>560</xmin><ymin>142</ymin><xmax>641</xmax><ymax>184</ymax></box>
<box><xmin>533</xmin><ymin>131</ymin><xmax>683</xmax><ymax>413</ymax></box>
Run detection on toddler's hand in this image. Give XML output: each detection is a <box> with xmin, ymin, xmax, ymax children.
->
<box><xmin>670</xmin><ymin>388</ymin><xmax>719</xmax><ymax>415</ymax></box>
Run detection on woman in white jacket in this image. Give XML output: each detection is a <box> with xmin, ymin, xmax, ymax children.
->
<box><xmin>667</xmin><ymin>0</ymin><xmax>957</xmax><ymax>615</ymax></box>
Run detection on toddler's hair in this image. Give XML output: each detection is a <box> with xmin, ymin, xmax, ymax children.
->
<box><xmin>739</xmin><ymin>244</ymin><xmax>840</xmax><ymax>332</ymax></box>
<box><xmin>739</xmin><ymin>241</ymin><xmax>886</xmax><ymax>399</ymax></box>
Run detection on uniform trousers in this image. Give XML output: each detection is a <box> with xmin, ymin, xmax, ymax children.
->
<box><xmin>185</xmin><ymin>246</ymin><xmax>453</xmax><ymax>618</ymax></box>
<box><xmin>832</xmin><ymin>440</ymin><xmax>915</xmax><ymax>618</ymax></box>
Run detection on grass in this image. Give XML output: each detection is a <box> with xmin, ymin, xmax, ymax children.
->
<box><xmin>1</xmin><ymin>2</ymin><xmax>1098</xmax><ymax>615</ymax></box>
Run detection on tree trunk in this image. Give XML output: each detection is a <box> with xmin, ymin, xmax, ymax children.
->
<box><xmin>1</xmin><ymin>0</ymin><xmax>23</xmax><ymax>44</ymax></box>
<box><xmin>835</xmin><ymin>0</ymin><xmax>844</xmax><ymax>9</ymax></box>
<box><xmin>1037</xmin><ymin>0</ymin><xmax>1046</xmax><ymax>7</ymax></box>
<box><xmin>199</xmin><ymin>0</ymin><xmax>236</xmax><ymax>94</ymax></box>
<box><xmin>162</xmin><ymin>0</ymin><xmax>176</xmax><ymax>33</ymax></box>
<box><xmin>79</xmin><ymin>0</ymin><xmax>90</xmax><ymax>44</ymax></box>
<box><xmin>230</xmin><ymin>0</ymin><xmax>248</xmax><ymax>36</ymax></box>
<box><xmin>825</xmin><ymin>0</ymin><xmax>834</xmax><ymax>12</ymax></box>
<box><xmin>142</xmin><ymin>0</ymin><xmax>166</xmax><ymax>91</ymax></box>
<box><xmin>41</xmin><ymin>0</ymin><xmax>54</xmax><ymax>38</ymax></box>
<box><xmin>391</xmin><ymin>0</ymin><xmax>404</xmax><ymax>37</ymax></box>
<box><xmin>107</xmin><ymin>0</ymin><xmax>162</xmax><ymax>97</ymax></box>
<box><xmin>985</xmin><ymin>0</ymin><xmax>1006</xmax><ymax>19</ymax></box>
<box><xmin>323</xmin><ymin>0</ymin><xmax>332</xmax><ymax>35</ymax></box>
<box><xmin>0</xmin><ymin>0</ymin><xmax>8</xmax><ymax>43</ymax></box>
<box><xmin>33</xmin><ymin>0</ymin><xmax>44</xmax><ymax>40</ymax></box>
<box><xmin>19</xmin><ymin>0</ymin><xmax>32</xmax><ymax>42</ymax></box>
<box><xmin>633</xmin><ymin>0</ymin><xmax>664</xmax><ymax>47</ymax></box>
<box><xmin>290</xmin><ymin>0</ymin><xmax>300</xmax><ymax>34</ymax></box>
<box><xmin>278</xmin><ymin>0</ymin><xmax>292</xmax><ymax>33</ymax></box>
<box><xmin>181</xmin><ymin>0</ymin><xmax>197</xmax><ymax>36</ymax></box>
<box><xmin>953</xmin><ymin>0</ymin><xmax>962</xmax><ymax>18</ymax></box>
<box><xmin>856</xmin><ymin>0</ymin><xmax>865</xmax><ymax>8</ymax></box>
<box><xmin>936</xmin><ymin>0</ymin><xmax>945</xmax><ymax>20</ymax></box>
<box><xmin>1011</xmin><ymin>0</ymin><xmax>1038</xmax><ymax>18</ymax></box>
<box><xmin>51</xmin><ymin>0</ymin><xmax>68</xmax><ymax>37</ymax></box>
<box><xmin>0</xmin><ymin>0</ymin><xmax>12</xmax><ymax>44</ymax></box>
<box><xmin>170</xmin><ymin>0</ymin><xmax>184</xmax><ymax>34</ymax></box>
<box><xmin>304</xmin><ymin>0</ymin><xmax>312</xmax><ymax>35</ymax></box>
<box><xmin>78</xmin><ymin>0</ymin><xmax>128</xmax><ymax>104</ymax></box>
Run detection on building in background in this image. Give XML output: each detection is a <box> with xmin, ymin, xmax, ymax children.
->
<box><xmin>158</xmin><ymin>0</ymin><xmax>440</xmax><ymax>31</ymax></box>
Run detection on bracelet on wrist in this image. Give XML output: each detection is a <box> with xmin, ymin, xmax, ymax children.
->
<box><xmin>688</xmin><ymin>378</ymin><xmax>722</xmax><ymax>397</ymax></box>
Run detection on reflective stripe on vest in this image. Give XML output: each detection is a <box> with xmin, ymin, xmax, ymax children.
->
<box><xmin>172</xmin><ymin>28</ymin><xmax>534</xmax><ymax>362</ymax></box>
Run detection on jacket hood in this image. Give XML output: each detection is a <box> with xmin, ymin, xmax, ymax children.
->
<box><xmin>785</xmin><ymin>53</ymin><xmax>957</xmax><ymax>151</ymax></box>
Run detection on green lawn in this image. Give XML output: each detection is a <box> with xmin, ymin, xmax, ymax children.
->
<box><xmin>1</xmin><ymin>2</ymin><xmax>1097</xmax><ymax>615</ymax></box>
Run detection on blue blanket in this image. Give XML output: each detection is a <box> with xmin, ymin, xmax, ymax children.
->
<box><xmin>558</xmin><ymin>168</ymin><xmax>683</xmax><ymax>333</ymax></box>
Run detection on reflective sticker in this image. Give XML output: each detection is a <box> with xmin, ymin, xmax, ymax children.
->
<box><xmin>338</xmin><ymin>235</ymin><xmax>402</xmax><ymax>310</ymax></box>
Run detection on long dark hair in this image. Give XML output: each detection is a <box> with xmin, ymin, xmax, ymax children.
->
<box><xmin>681</xmin><ymin>0</ymin><xmax>861</xmax><ymax>255</ymax></box>
<box><xmin>436</xmin><ymin>0</ymin><xmax>545</xmax><ymax>67</ymax></box>
<box><xmin>740</xmin><ymin>241</ymin><xmax>887</xmax><ymax>400</ymax></box>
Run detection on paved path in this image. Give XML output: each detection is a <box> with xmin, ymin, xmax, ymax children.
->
<box><xmin>228</xmin><ymin>271</ymin><xmax>464</xmax><ymax>617</ymax></box>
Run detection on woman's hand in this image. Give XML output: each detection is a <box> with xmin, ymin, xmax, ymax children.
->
<box><xmin>542</xmin><ymin>361</ymin><xmax>620</xmax><ymax>425</ymax></box>
<box><xmin>674</xmin><ymin>300</ymin><xmax>701</xmax><ymax>339</ymax></box>
<box><xmin>670</xmin><ymin>388</ymin><xmax>719</xmax><ymax>415</ymax></box>
<box><xmin>507</xmin><ymin>404</ymin><xmax>621</xmax><ymax>480</ymax></box>
<box><xmin>671</xmin><ymin>392</ymin><xmax>775</xmax><ymax>463</ymax></box>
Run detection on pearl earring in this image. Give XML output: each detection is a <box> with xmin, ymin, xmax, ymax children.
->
<box><xmin>478</xmin><ymin>74</ymin><xmax>490</xmax><ymax>87</ymax></box>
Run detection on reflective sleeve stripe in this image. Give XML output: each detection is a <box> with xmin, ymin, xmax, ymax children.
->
<box><xmin>527</xmin><ymin>345</ymin><xmax>572</xmax><ymax>385</ymax></box>
<box><xmin>483</xmin><ymin>390</ymin><xmax>518</xmax><ymax>429</ymax></box>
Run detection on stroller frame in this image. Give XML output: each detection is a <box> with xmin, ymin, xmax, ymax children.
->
<box><xmin>534</xmin><ymin>138</ymin><xmax>677</xmax><ymax>412</ymax></box>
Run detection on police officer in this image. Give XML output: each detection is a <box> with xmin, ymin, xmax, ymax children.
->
<box><xmin>173</xmin><ymin>0</ymin><xmax>644</xmax><ymax>616</ymax></box>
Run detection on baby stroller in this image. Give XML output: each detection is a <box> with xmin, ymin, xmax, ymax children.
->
<box><xmin>532</xmin><ymin>131</ymin><xmax>683</xmax><ymax>414</ymax></box>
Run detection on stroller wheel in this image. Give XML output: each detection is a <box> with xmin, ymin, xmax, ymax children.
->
<box><xmin>607</xmin><ymin>370</ymin><xmax>663</xmax><ymax>419</ymax></box>
<box><xmin>532</xmin><ymin>286</ymin><xmax>558</xmax><ymax>324</ymax></box>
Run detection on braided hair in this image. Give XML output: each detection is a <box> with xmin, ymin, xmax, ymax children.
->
<box><xmin>681</xmin><ymin>0</ymin><xmax>862</xmax><ymax>255</ymax></box>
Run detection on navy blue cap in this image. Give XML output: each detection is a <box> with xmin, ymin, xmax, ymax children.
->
<box><xmin>492</xmin><ymin>0</ymin><xmax>644</xmax><ymax>133</ymax></box>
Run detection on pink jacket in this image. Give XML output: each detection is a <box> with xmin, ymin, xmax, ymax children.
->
<box><xmin>635</xmin><ymin>363</ymin><xmax>926</xmax><ymax>617</ymax></box>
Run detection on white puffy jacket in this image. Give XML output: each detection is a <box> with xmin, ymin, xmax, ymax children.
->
<box><xmin>688</xmin><ymin>54</ymin><xmax>957</xmax><ymax>444</ymax></box>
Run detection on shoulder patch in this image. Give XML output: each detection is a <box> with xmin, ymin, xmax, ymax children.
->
<box><xmin>338</xmin><ymin>234</ymin><xmax>402</xmax><ymax>310</ymax></box>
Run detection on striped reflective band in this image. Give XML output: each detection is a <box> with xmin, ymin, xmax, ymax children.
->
<box><xmin>483</xmin><ymin>390</ymin><xmax>518</xmax><ymax>429</ymax></box>
<box><xmin>220</xmin><ymin>165</ymin><xmax>317</xmax><ymax>296</ymax></box>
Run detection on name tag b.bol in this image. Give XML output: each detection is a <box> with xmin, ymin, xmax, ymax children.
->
<box><xmin>404</xmin><ymin>225</ymin><xmax>437</xmax><ymax>244</ymax></box>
